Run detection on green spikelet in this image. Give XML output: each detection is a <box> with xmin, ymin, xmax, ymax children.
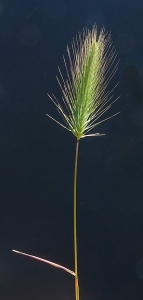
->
<box><xmin>47</xmin><ymin>25</ymin><xmax>119</xmax><ymax>139</ymax></box>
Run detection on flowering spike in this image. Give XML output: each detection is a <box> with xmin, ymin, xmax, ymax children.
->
<box><xmin>47</xmin><ymin>26</ymin><xmax>117</xmax><ymax>139</ymax></box>
<box><xmin>47</xmin><ymin>25</ymin><xmax>119</xmax><ymax>139</ymax></box>
<box><xmin>13</xmin><ymin>25</ymin><xmax>120</xmax><ymax>300</ymax></box>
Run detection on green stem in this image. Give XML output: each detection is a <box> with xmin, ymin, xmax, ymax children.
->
<box><xmin>74</xmin><ymin>139</ymin><xmax>80</xmax><ymax>300</ymax></box>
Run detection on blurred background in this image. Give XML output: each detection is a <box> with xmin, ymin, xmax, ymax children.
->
<box><xmin>1</xmin><ymin>0</ymin><xmax>143</xmax><ymax>299</ymax></box>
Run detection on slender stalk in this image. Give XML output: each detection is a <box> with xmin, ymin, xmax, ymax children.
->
<box><xmin>74</xmin><ymin>139</ymin><xmax>80</xmax><ymax>300</ymax></box>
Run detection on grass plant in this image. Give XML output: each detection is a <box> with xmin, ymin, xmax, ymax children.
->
<box><xmin>13</xmin><ymin>25</ymin><xmax>119</xmax><ymax>300</ymax></box>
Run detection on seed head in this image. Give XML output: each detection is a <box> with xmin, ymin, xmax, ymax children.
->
<box><xmin>47</xmin><ymin>25</ymin><xmax>119</xmax><ymax>139</ymax></box>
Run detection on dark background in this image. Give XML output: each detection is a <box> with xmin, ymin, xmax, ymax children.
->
<box><xmin>1</xmin><ymin>0</ymin><xmax>143</xmax><ymax>299</ymax></box>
